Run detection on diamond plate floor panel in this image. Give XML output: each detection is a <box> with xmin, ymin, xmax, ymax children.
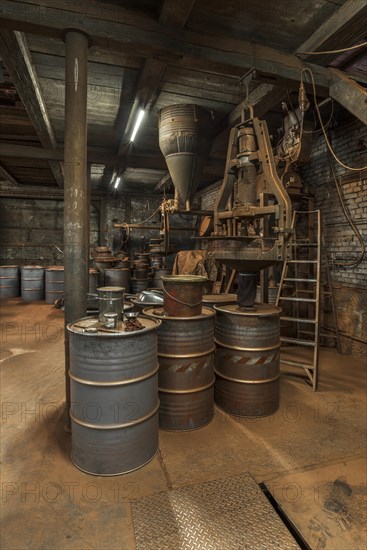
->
<box><xmin>131</xmin><ymin>472</ymin><xmax>300</xmax><ymax>550</ymax></box>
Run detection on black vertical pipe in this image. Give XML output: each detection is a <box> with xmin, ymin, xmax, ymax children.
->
<box><xmin>63</xmin><ymin>29</ymin><xmax>90</xmax><ymax>430</ymax></box>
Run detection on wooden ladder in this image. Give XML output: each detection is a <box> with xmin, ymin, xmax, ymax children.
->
<box><xmin>275</xmin><ymin>209</ymin><xmax>341</xmax><ymax>391</ymax></box>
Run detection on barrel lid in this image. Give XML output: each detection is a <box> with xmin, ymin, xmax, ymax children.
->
<box><xmin>105</xmin><ymin>268</ymin><xmax>130</xmax><ymax>271</ymax></box>
<box><xmin>46</xmin><ymin>266</ymin><xmax>64</xmax><ymax>271</ymax></box>
<box><xmin>22</xmin><ymin>265</ymin><xmax>44</xmax><ymax>269</ymax></box>
<box><xmin>67</xmin><ymin>315</ymin><xmax>161</xmax><ymax>336</ymax></box>
<box><xmin>214</xmin><ymin>303</ymin><xmax>281</xmax><ymax>316</ymax></box>
<box><xmin>143</xmin><ymin>306</ymin><xmax>215</xmax><ymax>321</ymax></box>
<box><xmin>89</xmin><ymin>268</ymin><xmax>99</xmax><ymax>273</ymax></box>
<box><xmin>203</xmin><ymin>293</ymin><xmax>237</xmax><ymax>304</ymax></box>
<box><xmin>0</xmin><ymin>265</ymin><xmax>19</xmax><ymax>268</ymax></box>
<box><xmin>161</xmin><ymin>275</ymin><xmax>207</xmax><ymax>283</ymax></box>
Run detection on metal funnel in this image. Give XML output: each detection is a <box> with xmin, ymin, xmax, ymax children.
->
<box><xmin>158</xmin><ymin>104</ymin><xmax>212</xmax><ymax>203</ymax></box>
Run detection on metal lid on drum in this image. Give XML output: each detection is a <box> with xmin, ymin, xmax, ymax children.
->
<box><xmin>97</xmin><ymin>286</ymin><xmax>124</xmax><ymax>292</ymax></box>
<box><xmin>46</xmin><ymin>266</ymin><xmax>64</xmax><ymax>271</ymax></box>
<box><xmin>67</xmin><ymin>315</ymin><xmax>161</xmax><ymax>337</ymax></box>
<box><xmin>214</xmin><ymin>303</ymin><xmax>281</xmax><ymax>317</ymax></box>
<box><xmin>22</xmin><ymin>265</ymin><xmax>44</xmax><ymax>269</ymax></box>
<box><xmin>143</xmin><ymin>306</ymin><xmax>215</xmax><ymax>321</ymax></box>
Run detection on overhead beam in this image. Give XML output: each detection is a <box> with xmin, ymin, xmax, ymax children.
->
<box><xmin>0</xmin><ymin>162</ymin><xmax>19</xmax><ymax>185</ymax></box>
<box><xmin>0</xmin><ymin>143</ymin><xmax>225</xmax><ymax>176</ymax></box>
<box><xmin>0</xmin><ymin>28</ymin><xmax>64</xmax><ymax>187</ymax></box>
<box><xmin>296</xmin><ymin>0</ymin><xmax>367</xmax><ymax>65</ymax></box>
<box><xmin>329</xmin><ymin>68</ymin><xmax>367</xmax><ymax>125</ymax></box>
<box><xmin>159</xmin><ymin>0</ymin><xmax>196</xmax><ymax>27</ymax></box>
<box><xmin>2</xmin><ymin>0</ymin><xmax>363</xmax><ymax>91</ymax></box>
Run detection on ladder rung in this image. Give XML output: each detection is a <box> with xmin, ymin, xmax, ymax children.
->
<box><xmin>280</xmin><ymin>316</ymin><xmax>317</xmax><ymax>324</ymax></box>
<box><xmin>292</xmin><ymin>243</ymin><xmax>318</xmax><ymax>247</ymax></box>
<box><xmin>278</xmin><ymin>297</ymin><xmax>317</xmax><ymax>302</ymax></box>
<box><xmin>281</xmin><ymin>337</ymin><xmax>316</xmax><ymax>347</ymax></box>
<box><xmin>284</xmin><ymin>278</ymin><xmax>317</xmax><ymax>283</ymax></box>
<box><xmin>300</xmin><ymin>330</ymin><xmax>338</xmax><ymax>340</ymax></box>
<box><xmin>280</xmin><ymin>359</ymin><xmax>315</xmax><ymax>370</ymax></box>
<box><xmin>288</xmin><ymin>260</ymin><xmax>318</xmax><ymax>263</ymax></box>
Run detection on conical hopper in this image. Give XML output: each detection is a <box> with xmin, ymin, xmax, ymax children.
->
<box><xmin>158</xmin><ymin>104</ymin><xmax>213</xmax><ymax>203</ymax></box>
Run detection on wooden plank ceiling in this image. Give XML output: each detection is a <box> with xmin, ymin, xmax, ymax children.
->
<box><xmin>0</xmin><ymin>0</ymin><xmax>366</xmax><ymax>194</ymax></box>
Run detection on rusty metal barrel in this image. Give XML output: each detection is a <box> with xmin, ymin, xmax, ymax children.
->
<box><xmin>0</xmin><ymin>266</ymin><xmax>20</xmax><ymax>299</ymax></box>
<box><xmin>45</xmin><ymin>266</ymin><xmax>64</xmax><ymax>304</ymax></box>
<box><xmin>104</xmin><ymin>268</ymin><xmax>130</xmax><ymax>291</ymax></box>
<box><xmin>153</xmin><ymin>268</ymin><xmax>170</xmax><ymax>288</ymax></box>
<box><xmin>21</xmin><ymin>266</ymin><xmax>45</xmax><ymax>301</ymax></box>
<box><xmin>131</xmin><ymin>278</ymin><xmax>149</xmax><ymax>294</ymax></box>
<box><xmin>214</xmin><ymin>304</ymin><xmax>280</xmax><ymax>417</ymax></box>
<box><xmin>144</xmin><ymin>307</ymin><xmax>215</xmax><ymax>431</ymax></box>
<box><xmin>67</xmin><ymin>315</ymin><xmax>161</xmax><ymax>476</ymax></box>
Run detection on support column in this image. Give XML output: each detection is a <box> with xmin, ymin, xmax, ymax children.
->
<box><xmin>63</xmin><ymin>29</ymin><xmax>90</xmax><ymax>431</ymax></box>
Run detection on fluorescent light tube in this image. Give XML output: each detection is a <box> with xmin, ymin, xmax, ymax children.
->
<box><xmin>130</xmin><ymin>108</ymin><xmax>145</xmax><ymax>142</ymax></box>
<box><xmin>114</xmin><ymin>177</ymin><xmax>121</xmax><ymax>189</ymax></box>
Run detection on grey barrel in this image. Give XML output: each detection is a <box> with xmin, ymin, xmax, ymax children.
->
<box><xmin>144</xmin><ymin>307</ymin><xmax>215</xmax><ymax>431</ymax></box>
<box><xmin>131</xmin><ymin>278</ymin><xmax>149</xmax><ymax>294</ymax></box>
<box><xmin>45</xmin><ymin>266</ymin><xmax>64</xmax><ymax>304</ymax></box>
<box><xmin>21</xmin><ymin>266</ymin><xmax>45</xmax><ymax>301</ymax></box>
<box><xmin>214</xmin><ymin>304</ymin><xmax>280</xmax><ymax>417</ymax></box>
<box><xmin>0</xmin><ymin>266</ymin><xmax>20</xmax><ymax>299</ymax></box>
<box><xmin>68</xmin><ymin>315</ymin><xmax>161</xmax><ymax>476</ymax></box>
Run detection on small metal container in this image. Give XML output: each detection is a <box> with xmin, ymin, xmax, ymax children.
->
<box><xmin>162</xmin><ymin>275</ymin><xmax>207</xmax><ymax>317</ymax></box>
<box><xmin>97</xmin><ymin>286</ymin><xmax>124</xmax><ymax>322</ymax></box>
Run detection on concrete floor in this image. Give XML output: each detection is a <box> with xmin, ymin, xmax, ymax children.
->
<box><xmin>1</xmin><ymin>298</ymin><xmax>366</xmax><ymax>550</ymax></box>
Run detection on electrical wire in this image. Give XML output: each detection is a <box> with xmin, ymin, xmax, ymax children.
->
<box><xmin>301</xmin><ymin>67</ymin><xmax>367</xmax><ymax>171</ymax></box>
<box><xmin>297</xmin><ymin>41</ymin><xmax>367</xmax><ymax>55</ymax></box>
<box><xmin>327</xmin><ymin>154</ymin><xmax>365</xmax><ymax>268</ymax></box>
<box><xmin>133</xmin><ymin>206</ymin><xmax>161</xmax><ymax>226</ymax></box>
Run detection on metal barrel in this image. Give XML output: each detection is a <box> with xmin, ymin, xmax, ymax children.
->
<box><xmin>88</xmin><ymin>268</ymin><xmax>99</xmax><ymax>295</ymax></box>
<box><xmin>214</xmin><ymin>304</ymin><xmax>280</xmax><ymax>417</ymax></box>
<box><xmin>131</xmin><ymin>278</ymin><xmax>149</xmax><ymax>294</ymax></box>
<box><xmin>104</xmin><ymin>268</ymin><xmax>131</xmax><ymax>291</ymax></box>
<box><xmin>68</xmin><ymin>315</ymin><xmax>161</xmax><ymax>476</ymax></box>
<box><xmin>143</xmin><ymin>307</ymin><xmax>215</xmax><ymax>431</ymax></box>
<box><xmin>45</xmin><ymin>266</ymin><xmax>64</xmax><ymax>304</ymax></box>
<box><xmin>21</xmin><ymin>266</ymin><xmax>45</xmax><ymax>301</ymax></box>
<box><xmin>0</xmin><ymin>265</ymin><xmax>20</xmax><ymax>299</ymax></box>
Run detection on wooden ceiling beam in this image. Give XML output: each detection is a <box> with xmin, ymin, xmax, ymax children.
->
<box><xmin>153</xmin><ymin>172</ymin><xmax>171</xmax><ymax>192</ymax></box>
<box><xmin>0</xmin><ymin>162</ymin><xmax>20</xmax><ymax>185</ymax></box>
<box><xmin>159</xmin><ymin>0</ymin><xmax>196</xmax><ymax>28</ymax></box>
<box><xmin>2</xmin><ymin>0</ymin><xmax>364</xmax><ymax>91</ymax></box>
<box><xmin>329</xmin><ymin>68</ymin><xmax>367</xmax><ymax>125</ymax></box>
<box><xmin>296</xmin><ymin>0</ymin><xmax>367</xmax><ymax>65</ymax></box>
<box><xmin>0</xmin><ymin>28</ymin><xmax>64</xmax><ymax>187</ymax></box>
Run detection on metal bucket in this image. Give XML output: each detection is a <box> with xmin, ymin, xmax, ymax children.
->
<box><xmin>202</xmin><ymin>293</ymin><xmax>237</xmax><ymax>309</ymax></box>
<box><xmin>131</xmin><ymin>278</ymin><xmax>149</xmax><ymax>294</ymax></box>
<box><xmin>144</xmin><ymin>307</ymin><xmax>215</xmax><ymax>431</ymax></box>
<box><xmin>88</xmin><ymin>268</ymin><xmax>99</xmax><ymax>295</ymax></box>
<box><xmin>21</xmin><ymin>266</ymin><xmax>45</xmax><ymax>301</ymax></box>
<box><xmin>68</xmin><ymin>315</ymin><xmax>161</xmax><ymax>475</ymax></box>
<box><xmin>0</xmin><ymin>265</ymin><xmax>20</xmax><ymax>299</ymax></box>
<box><xmin>104</xmin><ymin>268</ymin><xmax>130</xmax><ymax>291</ymax></box>
<box><xmin>214</xmin><ymin>304</ymin><xmax>280</xmax><ymax>417</ymax></box>
<box><xmin>162</xmin><ymin>275</ymin><xmax>207</xmax><ymax>317</ymax></box>
<box><xmin>45</xmin><ymin>266</ymin><xmax>64</xmax><ymax>304</ymax></box>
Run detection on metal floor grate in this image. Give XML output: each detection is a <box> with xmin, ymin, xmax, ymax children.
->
<box><xmin>131</xmin><ymin>472</ymin><xmax>300</xmax><ymax>550</ymax></box>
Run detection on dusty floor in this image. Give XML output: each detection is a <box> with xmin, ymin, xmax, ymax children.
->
<box><xmin>1</xmin><ymin>298</ymin><xmax>366</xmax><ymax>550</ymax></box>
